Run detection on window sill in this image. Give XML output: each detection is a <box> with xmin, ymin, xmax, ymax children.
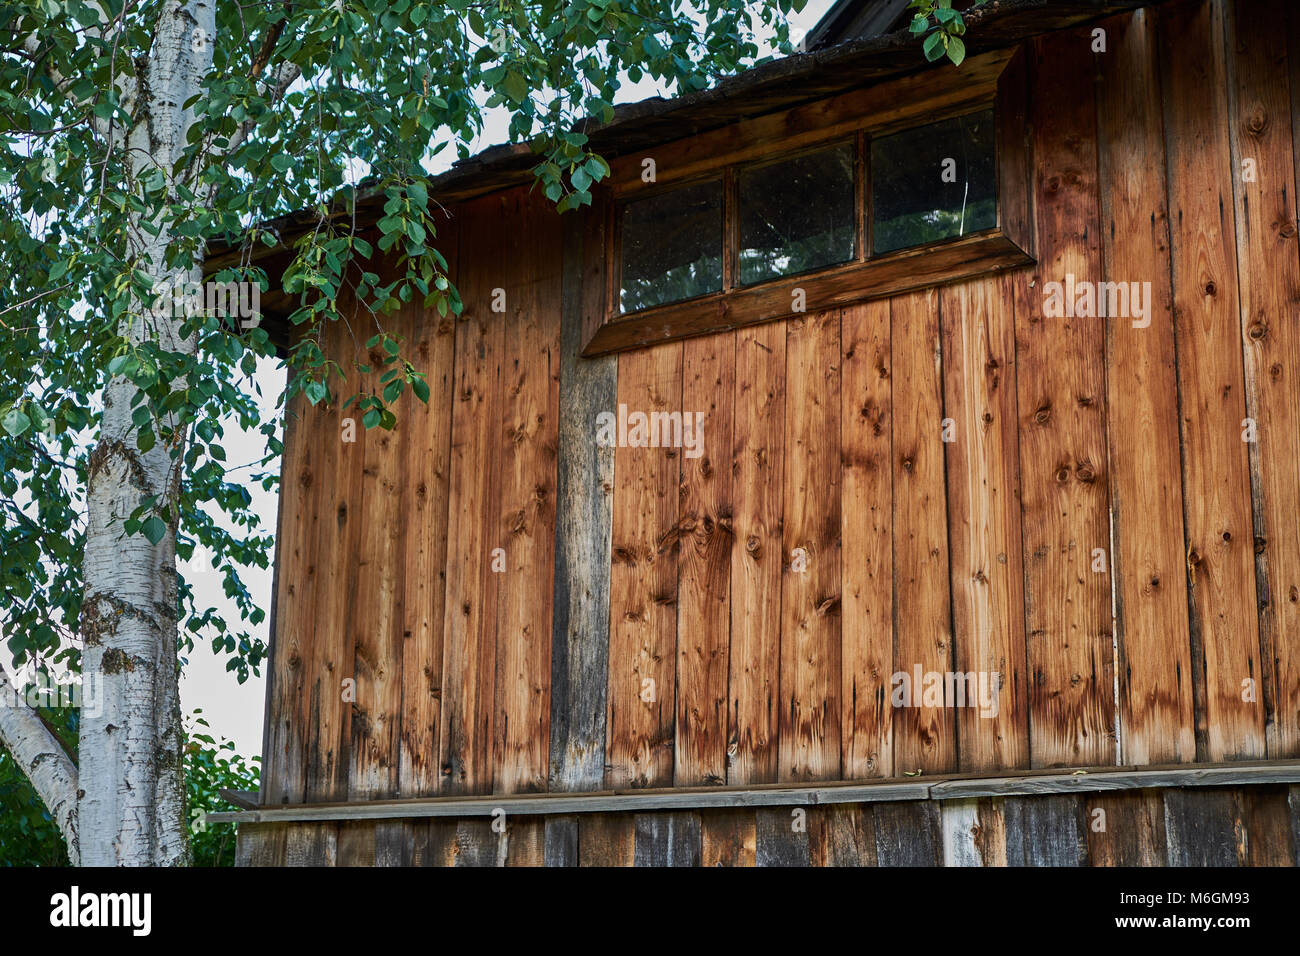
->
<box><xmin>581</xmin><ymin>229</ymin><xmax>1033</xmax><ymax>357</ymax></box>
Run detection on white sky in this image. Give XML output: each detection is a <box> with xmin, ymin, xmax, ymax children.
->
<box><xmin>182</xmin><ymin>0</ymin><xmax>838</xmax><ymax>758</ymax></box>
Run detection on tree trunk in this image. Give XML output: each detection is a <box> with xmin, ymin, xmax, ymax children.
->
<box><xmin>77</xmin><ymin>0</ymin><xmax>213</xmax><ymax>866</ymax></box>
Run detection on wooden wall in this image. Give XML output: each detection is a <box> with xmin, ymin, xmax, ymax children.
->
<box><xmin>259</xmin><ymin>0</ymin><xmax>1300</xmax><ymax>831</ymax></box>
<box><xmin>235</xmin><ymin>783</ymin><xmax>1300</xmax><ymax>866</ymax></box>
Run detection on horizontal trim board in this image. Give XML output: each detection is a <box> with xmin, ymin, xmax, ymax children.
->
<box><xmin>208</xmin><ymin>759</ymin><xmax>1300</xmax><ymax>825</ymax></box>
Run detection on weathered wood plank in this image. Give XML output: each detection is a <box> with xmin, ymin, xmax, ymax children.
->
<box><xmin>336</xmin><ymin>820</ymin><xmax>377</xmax><ymax>866</ymax></box>
<box><xmin>493</xmin><ymin>191</ymin><xmax>561</xmax><ymax>794</ymax></box>
<box><xmin>284</xmin><ymin>822</ymin><xmax>338</xmax><ymax>867</ymax></box>
<box><xmin>606</xmin><ymin>342</ymin><xmax>682</xmax><ymax>788</ymax></box>
<box><xmin>1018</xmin><ymin>30</ymin><xmax>1115</xmax><ymax>769</ymax></box>
<box><xmin>873</xmin><ymin>801</ymin><xmax>942</xmax><ymax>866</ymax></box>
<box><xmin>261</xmin><ymin>385</ymin><xmax>314</xmax><ymax>805</ymax></box>
<box><xmin>235</xmin><ymin>822</ymin><xmax>287</xmax><ymax>867</ymax></box>
<box><xmin>307</xmin><ymin>315</ymin><xmax>362</xmax><ymax>802</ymax></box>
<box><xmin>1095</xmin><ymin>7</ymin><xmax>1196</xmax><ymax>766</ymax></box>
<box><xmin>454</xmin><ymin>818</ymin><xmax>506</xmax><ymax>867</ymax></box>
<box><xmin>633</xmin><ymin>812</ymin><xmax>701</xmax><ymax>866</ymax></box>
<box><xmin>891</xmin><ymin>288</ymin><xmax>955</xmax><ymax>774</ymax></box>
<box><xmin>398</xmin><ymin>214</ymin><xmax>458</xmax><ymax>798</ymax></box>
<box><xmin>1163</xmin><ymin>787</ymin><xmax>1244</xmax><ymax>866</ymax></box>
<box><xmin>1084</xmin><ymin>791</ymin><xmax>1166</xmax><ymax>866</ymax></box>
<box><xmin>1159</xmin><ymin>0</ymin><xmax>1267</xmax><ymax>760</ymax></box>
<box><xmin>578</xmin><ymin>813</ymin><xmax>636</xmax><ymax>866</ymax></box>
<box><xmin>676</xmin><ymin>331</ymin><xmax>735</xmax><ymax>786</ymax></box>
<box><xmin>543</xmin><ymin>815</ymin><xmax>579</xmax><ymax>866</ymax></box>
<box><xmin>1226</xmin><ymin>0</ymin><xmax>1300</xmax><ymax>760</ymax></box>
<box><xmin>349</xmin><ymin>314</ymin><xmax>407</xmax><ymax>801</ymax></box>
<box><xmin>1238</xmin><ymin>785</ymin><xmax>1296</xmax><ymax>865</ymax></box>
<box><xmin>940</xmin><ymin>799</ymin><xmax>984</xmax><ymax>867</ymax></box>
<box><xmin>439</xmin><ymin>191</ymin><xmax>508</xmax><ymax>794</ymax></box>
<box><xmin>728</xmin><ymin>321</ymin><xmax>786</xmax><ymax>784</ymax></box>
<box><xmin>549</xmin><ymin>205</ymin><xmax>617</xmax><ymax>792</ymax></box>
<box><xmin>701</xmin><ymin>808</ymin><xmax>757</xmax><ymax>866</ymax></box>
<box><xmin>505</xmin><ymin>817</ymin><xmax>547</xmax><ymax>866</ymax></box>
<box><xmin>810</xmin><ymin>803</ymin><xmax>878</xmax><ymax>866</ymax></box>
<box><xmin>779</xmin><ymin>309</ymin><xmax>843</xmax><ymax>782</ymax></box>
<box><xmin>840</xmin><ymin>300</ymin><xmax>894</xmax><ymax>779</ymax></box>
<box><xmin>940</xmin><ymin>275</ymin><xmax>1030</xmax><ymax>772</ymax></box>
<box><xmin>1003</xmin><ymin>794</ymin><xmax>1087</xmax><ymax>866</ymax></box>
<box><xmin>755</xmin><ymin>806</ymin><xmax>810</xmax><ymax>867</ymax></box>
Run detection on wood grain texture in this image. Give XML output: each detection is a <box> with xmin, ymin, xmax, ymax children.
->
<box><xmin>606</xmin><ymin>342</ymin><xmax>682</xmax><ymax>787</ymax></box>
<box><xmin>873</xmin><ymin>801</ymin><xmax>942</xmax><ymax>866</ymax></box>
<box><xmin>439</xmin><ymin>192</ymin><xmax>507</xmax><ymax>794</ymax></box>
<box><xmin>1159</xmin><ymin>0</ymin><xmax>1267</xmax><ymax>760</ymax></box>
<box><xmin>633</xmin><ymin>811</ymin><xmax>701</xmax><ymax>866</ymax></box>
<box><xmin>398</xmin><ymin>216</ymin><xmax>458</xmax><ymax>798</ymax></box>
<box><xmin>578</xmin><ymin>813</ymin><xmax>636</xmax><ymax>866</ymax></box>
<box><xmin>349</xmin><ymin>327</ymin><xmax>406</xmax><ymax>801</ymax></box>
<box><xmin>1095</xmin><ymin>7</ymin><xmax>1196</xmax><ymax>766</ymax></box>
<box><xmin>779</xmin><ymin>309</ymin><xmax>843</xmax><ymax>781</ymax></box>
<box><xmin>755</xmin><ymin>806</ymin><xmax>811</xmax><ymax>867</ymax></box>
<box><xmin>1003</xmin><ymin>794</ymin><xmax>1087</xmax><ymax>865</ymax></box>
<box><xmin>1017</xmin><ymin>30</ymin><xmax>1116</xmax><ymax>770</ymax></box>
<box><xmin>840</xmin><ymin>300</ymin><xmax>894</xmax><ymax>779</ymax></box>
<box><xmin>262</xmin><ymin>385</ymin><xmax>314</xmax><ymax>805</ymax></box>
<box><xmin>675</xmin><ymin>332</ymin><xmax>735</xmax><ymax>786</ymax></box>
<box><xmin>891</xmin><ymin>288</ymin><xmax>955</xmax><ymax>774</ymax></box>
<box><xmin>550</xmin><ymin>206</ymin><xmax>617</xmax><ymax>792</ymax></box>
<box><xmin>1226</xmin><ymin>0</ymin><xmax>1300</xmax><ymax>759</ymax></box>
<box><xmin>1085</xmin><ymin>791</ymin><xmax>1166</xmax><ymax>866</ymax></box>
<box><xmin>543</xmin><ymin>815</ymin><xmax>579</xmax><ymax>866</ymax></box>
<box><xmin>306</xmin><ymin>315</ymin><xmax>362</xmax><ymax>802</ymax></box>
<box><xmin>941</xmin><ymin>275</ymin><xmax>1030</xmax><ymax>773</ymax></box>
<box><xmin>1163</xmin><ymin>787</ymin><xmax>1244</xmax><ymax>866</ymax></box>
<box><xmin>493</xmin><ymin>190</ymin><xmax>561</xmax><ymax>794</ymax></box>
<box><xmin>811</xmin><ymin>803</ymin><xmax>878</xmax><ymax>866</ymax></box>
<box><xmin>728</xmin><ymin>322</ymin><xmax>786</xmax><ymax>784</ymax></box>
<box><xmin>701</xmin><ymin>809</ymin><xmax>757</xmax><ymax>866</ymax></box>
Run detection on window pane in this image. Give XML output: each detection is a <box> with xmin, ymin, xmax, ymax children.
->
<box><xmin>871</xmin><ymin>109</ymin><xmax>997</xmax><ymax>255</ymax></box>
<box><xmin>737</xmin><ymin>143</ymin><xmax>856</xmax><ymax>286</ymax></box>
<box><xmin>619</xmin><ymin>180</ymin><xmax>723</xmax><ymax>313</ymax></box>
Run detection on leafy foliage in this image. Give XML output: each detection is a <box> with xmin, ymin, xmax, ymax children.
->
<box><xmin>907</xmin><ymin>0</ymin><xmax>988</xmax><ymax>66</ymax></box>
<box><xmin>0</xmin><ymin>0</ymin><xmax>802</xmax><ymax>693</ymax></box>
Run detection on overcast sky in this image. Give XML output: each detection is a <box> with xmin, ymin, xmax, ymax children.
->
<box><xmin>181</xmin><ymin>0</ymin><xmax>837</xmax><ymax>759</ymax></box>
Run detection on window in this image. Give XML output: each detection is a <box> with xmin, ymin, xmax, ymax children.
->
<box><xmin>619</xmin><ymin>179</ymin><xmax>723</xmax><ymax>313</ymax></box>
<box><xmin>585</xmin><ymin>46</ymin><xmax>1032</xmax><ymax>356</ymax></box>
<box><xmin>871</xmin><ymin>109</ymin><xmax>996</xmax><ymax>255</ymax></box>
<box><xmin>738</xmin><ymin>143</ymin><xmax>857</xmax><ymax>286</ymax></box>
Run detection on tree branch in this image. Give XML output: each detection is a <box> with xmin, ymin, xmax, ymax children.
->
<box><xmin>0</xmin><ymin>672</ymin><xmax>80</xmax><ymax>864</ymax></box>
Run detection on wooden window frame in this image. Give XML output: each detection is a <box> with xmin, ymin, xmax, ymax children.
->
<box><xmin>581</xmin><ymin>45</ymin><xmax>1033</xmax><ymax>357</ymax></box>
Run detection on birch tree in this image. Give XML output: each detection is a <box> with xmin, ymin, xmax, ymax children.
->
<box><xmin>0</xmin><ymin>0</ymin><xmax>805</xmax><ymax>865</ymax></box>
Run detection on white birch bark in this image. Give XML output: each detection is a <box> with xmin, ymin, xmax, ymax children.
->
<box><xmin>77</xmin><ymin>0</ymin><xmax>213</xmax><ymax>867</ymax></box>
<box><xmin>0</xmin><ymin>674</ymin><xmax>79</xmax><ymax>863</ymax></box>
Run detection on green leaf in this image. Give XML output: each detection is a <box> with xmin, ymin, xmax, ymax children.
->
<box><xmin>2</xmin><ymin>406</ymin><xmax>31</xmax><ymax>437</ymax></box>
<box><xmin>502</xmin><ymin>70</ymin><xmax>528</xmax><ymax>104</ymax></box>
<box><xmin>141</xmin><ymin>515</ymin><xmax>167</xmax><ymax>545</ymax></box>
<box><xmin>923</xmin><ymin>31</ymin><xmax>947</xmax><ymax>61</ymax></box>
<box><xmin>946</xmin><ymin>36</ymin><xmax>966</xmax><ymax>65</ymax></box>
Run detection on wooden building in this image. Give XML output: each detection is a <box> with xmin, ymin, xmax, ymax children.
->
<box><xmin>211</xmin><ymin>0</ymin><xmax>1300</xmax><ymax>866</ymax></box>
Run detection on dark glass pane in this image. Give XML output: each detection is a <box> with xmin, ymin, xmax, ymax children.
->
<box><xmin>737</xmin><ymin>143</ymin><xmax>856</xmax><ymax>286</ymax></box>
<box><xmin>619</xmin><ymin>180</ymin><xmax>723</xmax><ymax>313</ymax></box>
<box><xmin>871</xmin><ymin>109</ymin><xmax>997</xmax><ymax>255</ymax></box>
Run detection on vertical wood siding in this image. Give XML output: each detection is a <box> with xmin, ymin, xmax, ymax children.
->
<box><xmin>262</xmin><ymin>1</ymin><xmax>1300</xmax><ymax>815</ymax></box>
